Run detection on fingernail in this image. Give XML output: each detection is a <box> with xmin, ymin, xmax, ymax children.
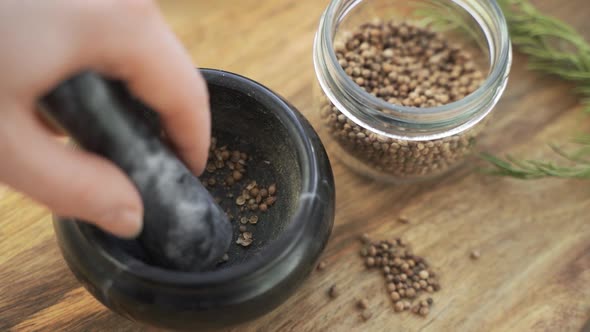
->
<box><xmin>101</xmin><ymin>207</ymin><xmax>143</xmax><ymax>239</ymax></box>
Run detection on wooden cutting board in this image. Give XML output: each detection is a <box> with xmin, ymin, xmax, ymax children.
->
<box><xmin>1</xmin><ymin>0</ymin><xmax>589</xmax><ymax>331</ymax></box>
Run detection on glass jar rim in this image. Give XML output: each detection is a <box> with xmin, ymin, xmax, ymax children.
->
<box><xmin>315</xmin><ymin>0</ymin><xmax>512</xmax><ymax>137</ymax></box>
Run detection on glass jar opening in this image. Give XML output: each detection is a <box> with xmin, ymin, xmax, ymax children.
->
<box><xmin>314</xmin><ymin>0</ymin><xmax>512</xmax><ymax>140</ymax></box>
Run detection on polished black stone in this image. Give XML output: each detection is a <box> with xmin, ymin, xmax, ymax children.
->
<box><xmin>53</xmin><ymin>69</ymin><xmax>335</xmax><ymax>330</ymax></box>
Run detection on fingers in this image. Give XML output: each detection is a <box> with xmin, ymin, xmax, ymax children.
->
<box><xmin>0</xmin><ymin>105</ymin><xmax>143</xmax><ymax>238</ymax></box>
<box><xmin>82</xmin><ymin>1</ymin><xmax>211</xmax><ymax>175</ymax></box>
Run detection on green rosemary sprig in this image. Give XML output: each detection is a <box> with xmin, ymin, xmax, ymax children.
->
<box><xmin>481</xmin><ymin>0</ymin><xmax>590</xmax><ymax>179</ymax></box>
<box><xmin>497</xmin><ymin>0</ymin><xmax>590</xmax><ymax>109</ymax></box>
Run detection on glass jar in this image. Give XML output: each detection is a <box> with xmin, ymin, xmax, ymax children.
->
<box><xmin>313</xmin><ymin>0</ymin><xmax>512</xmax><ymax>183</ymax></box>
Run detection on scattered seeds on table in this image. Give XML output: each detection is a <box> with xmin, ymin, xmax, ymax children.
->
<box><xmin>328</xmin><ymin>285</ymin><xmax>339</xmax><ymax>299</ymax></box>
<box><xmin>360</xmin><ymin>247</ymin><xmax>369</xmax><ymax>257</ymax></box>
<box><xmin>470</xmin><ymin>250</ymin><xmax>481</xmax><ymax>260</ymax></box>
<box><xmin>357</xmin><ymin>298</ymin><xmax>369</xmax><ymax>310</ymax></box>
<box><xmin>398</xmin><ymin>216</ymin><xmax>410</xmax><ymax>224</ymax></box>
<box><xmin>358</xmin><ymin>234</ymin><xmax>440</xmax><ymax>317</ymax></box>
<box><xmin>361</xmin><ymin>311</ymin><xmax>372</xmax><ymax>322</ymax></box>
<box><xmin>359</xmin><ymin>233</ymin><xmax>371</xmax><ymax>244</ymax></box>
<box><xmin>317</xmin><ymin>260</ymin><xmax>327</xmax><ymax>271</ymax></box>
<box><xmin>419</xmin><ymin>270</ymin><xmax>429</xmax><ymax>279</ymax></box>
<box><xmin>419</xmin><ymin>307</ymin><xmax>429</xmax><ymax>317</ymax></box>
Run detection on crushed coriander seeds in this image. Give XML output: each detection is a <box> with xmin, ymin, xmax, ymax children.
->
<box><xmin>200</xmin><ymin>136</ymin><xmax>279</xmax><ymax>255</ymax></box>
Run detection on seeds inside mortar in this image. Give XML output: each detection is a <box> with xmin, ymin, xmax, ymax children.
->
<box><xmin>200</xmin><ymin>136</ymin><xmax>279</xmax><ymax>255</ymax></box>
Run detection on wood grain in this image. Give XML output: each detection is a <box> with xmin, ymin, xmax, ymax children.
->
<box><xmin>2</xmin><ymin>0</ymin><xmax>590</xmax><ymax>331</ymax></box>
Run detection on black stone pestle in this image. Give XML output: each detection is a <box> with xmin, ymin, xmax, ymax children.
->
<box><xmin>39</xmin><ymin>71</ymin><xmax>232</xmax><ymax>271</ymax></box>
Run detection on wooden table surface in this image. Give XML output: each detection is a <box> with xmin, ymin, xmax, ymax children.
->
<box><xmin>2</xmin><ymin>0</ymin><xmax>590</xmax><ymax>331</ymax></box>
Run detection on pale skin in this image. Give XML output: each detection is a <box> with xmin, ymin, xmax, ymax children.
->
<box><xmin>0</xmin><ymin>0</ymin><xmax>210</xmax><ymax>238</ymax></box>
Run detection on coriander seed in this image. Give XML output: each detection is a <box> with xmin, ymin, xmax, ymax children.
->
<box><xmin>232</xmin><ymin>170</ymin><xmax>243</xmax><ymax>181</ymax></box>
<box><xmin>328</xmin><ymin>285</ymin><xmax>339</xmax><ymax>299</ymax></box>
<box><xmin>359</xmin><ymin>233</ymin><xmax>371</xmax><ymax>244</ymax></box>
<box><xmin>357</xmin><ymin>299</ymin><xmax>369</xmax><ymax>310</ymax></box>
<box><xmin>361</xmin><ymin>311</ymin><xmax>372</xmax><ymax>322</ymax></box>
<box><xmin>419</xmin><ymin>307</ymin><xmax>429</xmax><ymax>317</ymax></box>
<box><xmin>418</xmin><ymin>270</ymin><xmax>429</xmax><ymax>279</ymax></box>
<box><xmin>249</xmin><ymin>215</ymin><xmax>259</xmax><ymax>224</ymax></box>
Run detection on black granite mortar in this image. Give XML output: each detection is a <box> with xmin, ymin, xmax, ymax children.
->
<box><xmin>52</xmin><ymin>69</ymin><xmax>335</xmax><ymax>330</ymax></box>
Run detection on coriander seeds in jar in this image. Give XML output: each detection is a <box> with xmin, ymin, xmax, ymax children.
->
<box><xmin>313</xmin><ymin>0</ymin><xmax>512</xmax><ymax>182</ymax></box>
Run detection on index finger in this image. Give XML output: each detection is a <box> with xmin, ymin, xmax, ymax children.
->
<box><xmin>87</xmin><ymin>2</ymin><xmax>211</xmax><ymax>175</ymax></box>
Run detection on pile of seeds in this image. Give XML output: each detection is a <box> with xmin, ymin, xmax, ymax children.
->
<box><xmin>359</xmin><ymin>234</ymin><xmax>440</xmax><ymax>317</ymax></box>
<box><xmin>204</xmin><ymin>137</ymin><xmax>249</xmax><ymax>188</ymax></box>
<box><xmin>201</xmin><ymin>137</ymin><xmax>278</xmax><ymax>250</ymax></box>
<box><xmin>319</xmin><ymin>20</ymin><xmax>486</xmax><ymax>179</ymax></box>
<box><xmin>235</xmin><ymin>182</ymin><xmax>277</xmax><ymax>213</ymax></box>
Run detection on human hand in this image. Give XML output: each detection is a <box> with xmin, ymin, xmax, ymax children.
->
<box><xmin>0</xmin><ymin>0</ymin><xmax>210</xmax><ymax>238</ymax></box>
